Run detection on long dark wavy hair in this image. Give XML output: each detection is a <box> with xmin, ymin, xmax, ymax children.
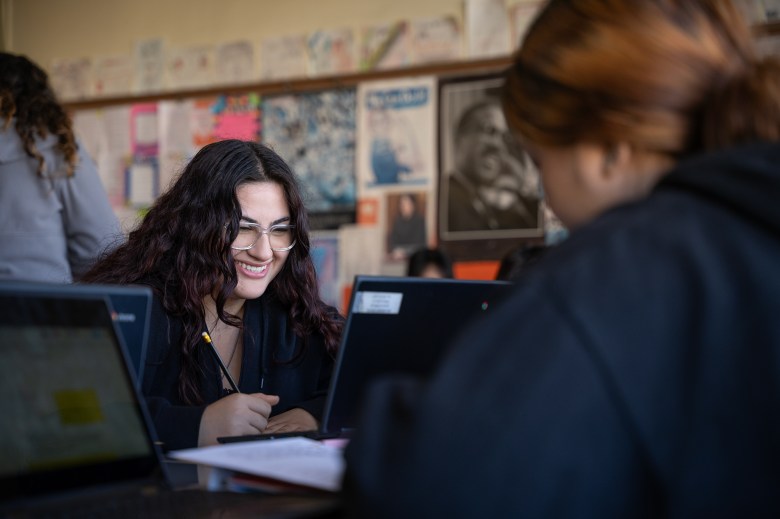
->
<box><xmin>0</xmin><ymin>52</ymin><xmax>78</xmax><ymax>177</ymax></box>
<box><xmin>83</xmin><ymin>139</ymin><xmax>343</xmax><ymax>404</ymax></box>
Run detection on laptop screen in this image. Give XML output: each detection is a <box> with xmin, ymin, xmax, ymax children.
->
<box><xmin>0</xmin><ymin>288</ymin><xmax>160</xmax><ymax>501</ymax></box>
<box><xmin>320</xmin><ymin>275</ymin><xmax>512</xmax><ymax>435</ymax></box>
<box><xmin>0</xmin><ymin>281</ymin><xmax>152</xmax><ymax>385</ymax></box>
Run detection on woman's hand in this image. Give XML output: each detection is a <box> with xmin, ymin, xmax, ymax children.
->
<box><xmin>264</xmin><ymin>408</ymin><xmax>318</xmax><ymax>434</ymax></box>
<box><xmin>197</xmin><ymin>392</ymin><xmax>279</xmax><ymax>446</ymax></box>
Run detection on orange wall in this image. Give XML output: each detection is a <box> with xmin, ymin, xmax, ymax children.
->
<box><xmin>453</xmin><ymin>261</ymin><xmax>500</xmax><ymax>280</ymax></box>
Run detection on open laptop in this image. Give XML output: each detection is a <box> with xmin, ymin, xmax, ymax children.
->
<box><xmin>0</xmin><ymin>280</ymin><xmax>153</xmax><ymax>385</ymax></box>
<box><xmin>219</xmin><ymin>275</ymin><xmax>512</xmax><ymax>443</ymax></box>
<box><xmin>0</xmin><ymin>283</ymin><xmax>337</xmax><ymax>517</ymax></box>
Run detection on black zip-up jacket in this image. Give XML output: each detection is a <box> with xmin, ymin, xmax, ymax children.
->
<box><xmin>143</xmin><ymin>293</ymin><xmax>336</xmax><ymax>451</ymax></box>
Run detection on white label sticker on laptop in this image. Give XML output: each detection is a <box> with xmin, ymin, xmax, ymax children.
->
<box><xmin>352</xmin><ymin>291</ymin><xmax>403</xmax><ymax>314</ymax></box>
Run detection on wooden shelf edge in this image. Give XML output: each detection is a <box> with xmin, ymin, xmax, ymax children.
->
<box><xmin>62</xmin><ymin>56</ymin><xmax>514</xmax><ymax>111</ymax></box>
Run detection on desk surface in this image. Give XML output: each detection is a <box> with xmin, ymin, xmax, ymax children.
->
<box><xmin>164</xmin><ymin>460</ymin><xmax>342</xmax><ymax>518</ymax></box>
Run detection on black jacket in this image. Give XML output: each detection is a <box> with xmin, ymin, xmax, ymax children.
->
<box><xmin>142</xmin><ymin>293</ymin><xmax>335</xmax><ymax>451</ymax></box>
<box><xmin>344</xmin><ymin>142</ymin><xmax>780</xmax><ymax>517</ymax></box>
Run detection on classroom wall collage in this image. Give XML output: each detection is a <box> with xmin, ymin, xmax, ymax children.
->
<box><xmin>6</xmin><ymin>0</ymin><xmax>780</xmax><ymax>314</ymax></box>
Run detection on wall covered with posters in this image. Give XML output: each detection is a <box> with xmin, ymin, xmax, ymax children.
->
<box><xmin>9</xmin><ymin>0</ymin><xmax>779</xmax><ymax>311</ymax></box>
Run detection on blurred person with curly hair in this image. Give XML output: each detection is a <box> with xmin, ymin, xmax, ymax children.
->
<box><xmin>0</xmin><ymin>52</ymin><xmax>119</xmax><ymax>282</ymax></box>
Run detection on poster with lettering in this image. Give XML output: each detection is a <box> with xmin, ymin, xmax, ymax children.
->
<box><xmin>356</xmin><ymin>77</ymin><xmax>437</xmax><ymax>265</ymax></box>
<box><xmin>355</xmin><ymin>77</ymin><xmax>437</xmax><ymax>193</ymax></box>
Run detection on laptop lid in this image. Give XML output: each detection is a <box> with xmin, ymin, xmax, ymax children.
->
<box><xmin>0</xmin><ymin>282</ymin><xmax>165</xmax><ymax>506</ymax></box>
<box><xmin>0</xmin><ymin>281</ymin><xmax>152</xmax><ymax>385</ymax></box>
<box><xmin>320</xmin><ymin>275</ymin><xmax>512</xmax><ymax>436</ymax></box>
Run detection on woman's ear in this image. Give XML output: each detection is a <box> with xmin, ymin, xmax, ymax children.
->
<box><xmin>572</xmin><ymin>141</ymin><xmax>643</xmax><ymax>208</ymax></box>
<box><xmin>582</xmin><ymin>141</ymin><xmax>672</xmax><ymax>206</ymax></box>
<box><xmin>602</xmin><ymin>142</ymin><xmax>633</xmax><ymax>180</ymax></box>
<box><xmin>577</xmin><ymin>141</ymin><xmax>635</xmax><ymax>195</ymax></box>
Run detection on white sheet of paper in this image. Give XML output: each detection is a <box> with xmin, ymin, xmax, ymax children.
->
<box><xmin>216</xmin><ymin>40</ymin><xmax>255</xmax><ymax>84</ymax></box>
<box><xmin>465</xmin><ymin>0</ymin><xmax>511</xmax><ymax>58</ymax></box>
<box><xmin>509</xmin><ymin>1</ymin><xmax>544</xmax><ymax>48</ymax></box>
<box><xmin>410</xmin><ymin>16</ymin><xmax>463</xmax><ymax>64</ymax></box>
<box><xmin>167</xmin><ymin>45</ymin><xmax>214</xmax><ymax>89</ymax></box>
<box><xmin>135</xmin><ymin>38</ymin><xmax>166</xmax><ymax>94</ymax></box>
<box><xmin>169</xmin><ymin>437</ymin><xmax>345</xmax><ymax>492</ymax></box>
<box><xmin>261</xmin><ymin>35</ymin><xmax>307</xmax><ymax>80</ymax></box>
<box><xmin>49</xmin><ymin>57</ymin><xmax>92</xmax><ymax>101</ymax></box>
<box><xmin>128</xmin><ymin>162</ymin><xmax>156</xmax><ymax>206</ymax></box>
<box><xmin>93</xmin><ymin>55</ymin><xmax>134</xmax><ymax>97</ymax></box>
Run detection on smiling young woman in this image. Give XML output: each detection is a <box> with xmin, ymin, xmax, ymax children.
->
<box><xmin>83</xmin><ymin>139</ymin><xmax>343</xmax><ymax>450</ymax></box>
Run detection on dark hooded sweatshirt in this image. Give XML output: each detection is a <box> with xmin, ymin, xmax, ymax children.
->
<box><xmin>343</xmin><ymin>142</ymin><xmax>780</xmax><ymax>518</ymax></box>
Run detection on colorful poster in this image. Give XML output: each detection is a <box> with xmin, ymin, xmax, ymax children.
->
<box><xmin>261</xmin><ymin>89</ymin><xmax>356</xmax><ymax>229</ymax></box>
<box><xmin>191</xmin><ymin>97</ymin><xmax>220</xmax><ymax>149</ymax></box>
<box><xmin>130</xmin><ymin>103</ymin><xmax>159</xmax><ymax>158</ymax></box>
<box><xmin>212</xmin><ymin>94</ymin><xmax>261</xmax><ymax>141</ymax></box>
<box><xmin>356</xmin><ymin>77</ymin><xmax>437</xmax><ymax>269</ymax></box>
<box><xmin>356</xmin><ymin>77</ymin><xmax>436</xmax><ymax>192</ymax></box>
<box><xmin>311</xmin><ymin>231</ymin><xmax>341</xmax><ymax>310</ymax></box>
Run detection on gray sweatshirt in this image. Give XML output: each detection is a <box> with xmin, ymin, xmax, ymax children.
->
<box><xmin>0</xmin><ymin>120</ymin><xmax>121</xmax><ymax>283</ymax></box>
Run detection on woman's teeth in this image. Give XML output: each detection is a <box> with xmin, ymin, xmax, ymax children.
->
<box><xmin>239</xmin><ymin>261</ymin><xmax>267</xmax><ymax>273</ymax></box>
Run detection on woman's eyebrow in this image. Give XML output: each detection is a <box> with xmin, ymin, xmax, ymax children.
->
<box><xmin>239</xmin><ymin>215</ymin><xmax>291</xmax><ymax>226</ymax></box>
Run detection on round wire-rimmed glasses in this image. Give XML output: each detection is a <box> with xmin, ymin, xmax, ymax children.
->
<box><xmin>230</xmin><ymin>221</ymin><xmax>296</xmax><ymax>252</ymax></box>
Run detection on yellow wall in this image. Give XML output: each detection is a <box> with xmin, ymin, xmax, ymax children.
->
<box><xmin>4</xmin><ymin>0</ymin><xmax>525</xmax><ymax>74</ymax></box>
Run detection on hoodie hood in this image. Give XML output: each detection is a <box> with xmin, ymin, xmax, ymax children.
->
<box><xmin>658</xmin><ymin>141</ymin><xmax>780</xmax><ymax>237</ymax></box>
<box><xmin>0</xmin><ymin>117</ymin><xmax>59</xmax><ymax>166</ymax></box>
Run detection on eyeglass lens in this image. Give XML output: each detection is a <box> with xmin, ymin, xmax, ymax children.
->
<box><xmin>234</xmin><ymin>223</ymin><xmax>294</xmax><ymax>250</ymax></box>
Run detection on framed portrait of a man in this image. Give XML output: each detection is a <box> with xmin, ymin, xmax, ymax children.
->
<box><xmin>437</xmin><ymin>73</ymin><xmax>544</xmax><ymax>261</ymax></box>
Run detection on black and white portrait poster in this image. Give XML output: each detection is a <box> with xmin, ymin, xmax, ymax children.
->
<box><xmin>438</xmin><ymin>73</ymin><xmax>544</xmax><ymax>261</ymax></box>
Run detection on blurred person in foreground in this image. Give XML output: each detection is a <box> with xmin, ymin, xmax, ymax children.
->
<box><xmin>0</xmin><ymin>52</ymin><xmax>119</xmax><ymax>282</ymax></box>
<box><xmin>343</xmin><ymin>1</ymin><xmax>780</xmax><ymax>516</ymax></box>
